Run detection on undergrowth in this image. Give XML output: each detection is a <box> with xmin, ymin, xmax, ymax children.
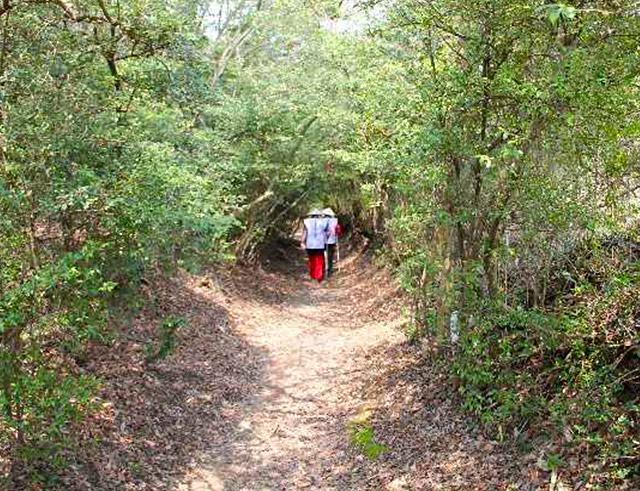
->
<box><xmin>347</xmin><ymin>408</ymin><xmax>388</xmax><ymax>460</ymax></box>
<box><xmin>449</xmin><ymin>249</ymin><xmax>640</xmax><ymax>484</ymax></box>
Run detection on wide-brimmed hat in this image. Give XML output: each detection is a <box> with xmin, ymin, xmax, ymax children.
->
<box><xmin>306</xmin><ymin>208</ymin><xmax>323</xmax><ymax>217</ymax></box>
<box><xmin>322</xmin><ymin>208</ymin><xmax>335</xmax><ymax>217</ymax></box>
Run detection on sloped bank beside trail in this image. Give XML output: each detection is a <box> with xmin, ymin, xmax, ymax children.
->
<box><xmin>38</xmin><ymin>244</ymin><xmax>533</xmax><ymax>490</ymax></box>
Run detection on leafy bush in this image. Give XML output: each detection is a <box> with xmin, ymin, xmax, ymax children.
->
<box><xmin>451</xmin><ymin>248</ymin><xmax>639</xmax><ymax>480</ymax></box>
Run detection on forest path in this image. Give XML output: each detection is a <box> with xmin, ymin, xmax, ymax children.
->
<box><xmin>172</xmin><ymin>247</ymin><xmax>523</xmax><ymax>491</ymax></box>
<box><xmin>8</xmin><ymin>244</ymin><xmax>553</xmax><ymax>490</ymax></box>
<box><xmin>177</xmin><ymin>249</ymin><xmax>407</xmax><ymax>490</ymax></box>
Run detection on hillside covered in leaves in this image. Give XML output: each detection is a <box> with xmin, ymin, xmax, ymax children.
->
<box><xmin>1</xmin><ymin>0</ymin><xmax>639</xmax><ymax>489</ymax></box>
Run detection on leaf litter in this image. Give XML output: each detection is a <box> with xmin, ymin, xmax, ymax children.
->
<box><xmin>11</xmin><ymin>244</ymin><xmax>585</xmax><ymax>490</ymax></box>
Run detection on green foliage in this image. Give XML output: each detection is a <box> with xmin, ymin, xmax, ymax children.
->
<box><xmin>341</xmin><ymin>0</ymin><xmax>640</xmax><ymax>484</ymax></box>
<box><xmin>0</xmin><ymin>0</ymin><xmax>240</xmax><ymax>472</ymax></box>
<box><xmin>348</xmin><ymin>423</ymin><xmax>388</xmax><ymax>460</ymax></box>
<box><xmin>347</xmin><ymin>406</ymin><xmax>388</xmax><ymax>459</ymax></box>
<box><xmin>451</xmin><ymin>248</ymin><xmax>640</xmax><ymax>480</ymax></box>
<box><xmin>541</xmin><ymin>452</ymin><xmax>564</xmax><ymax>472</ymax></box>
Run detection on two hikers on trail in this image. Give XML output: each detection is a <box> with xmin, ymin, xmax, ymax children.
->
<box><xmin>300</xmin><ymin>208</ymin><xmax>342</xmax><ymax>283</ymax></box>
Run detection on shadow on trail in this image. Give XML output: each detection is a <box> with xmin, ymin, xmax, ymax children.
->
<box><xmin>192</xmin><ymin>341</ymin><xmax>524</xmax><ymax>491</ymax></box>
<box><xmin>41</xmin><ymin>275</ymin><xmax>270</xmax><ymax>491</ymax></box>
<box><xmin>173</xmin><ymin>238</ymin><xmax>521</xmax><ymax>491</ymax></box>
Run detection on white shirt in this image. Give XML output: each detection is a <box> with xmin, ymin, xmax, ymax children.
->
<box><xmin>303</xmin><ymin>217</ymin><xmax>328</xmax><ymax>250</ymax></box>
<box><xmin>326</xmin><ymin>217</ymin><xmax>339</xmax><ymax>245</ymax></box>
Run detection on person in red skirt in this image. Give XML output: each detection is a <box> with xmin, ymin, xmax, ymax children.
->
<box><xmin>300</xmin><ymin>209</ymin><xmax>329</xmax><ymax>283</ymax></box>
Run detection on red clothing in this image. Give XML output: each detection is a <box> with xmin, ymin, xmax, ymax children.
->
<box><xmin>307</xmin><ymin>250</ymin><xmax>325</xmax><ymax>281</ymax></box>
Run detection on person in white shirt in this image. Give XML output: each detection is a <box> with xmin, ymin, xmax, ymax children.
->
<box><xmin>322</xmin><ymin>208</ymin><xmax>341</xmax><ymax>277</ymax></box>
<box><xmin>300</xmin><ymin>209</ymin><xmax>328</xmax><ymax>282</ymax></box>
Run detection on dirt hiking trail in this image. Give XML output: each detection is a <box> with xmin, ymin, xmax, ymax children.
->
<box><xmin>64</xmin><ymin>245</ymin><xmax>533</xmax><ymax>490</ymax></box>
<box><xmin>173</xmin><ymin>248</ymin><xmax>523</xmax><ymax>491</ymax></box>
<box><xmin>178</xmin><ymin>250</ymin><xmax>406</xmax><ymax>490</ymax></box>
